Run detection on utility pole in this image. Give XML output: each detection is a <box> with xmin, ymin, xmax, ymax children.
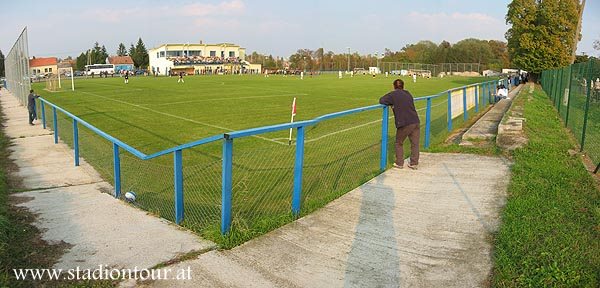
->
<box><xmin>571</xmin><ymin>0</ymin><xmax>585</xmax><ymax>64</ymax></box>
<box><xmin>347</xmin><ymin>47</ymin><xmax>350</xmax><ymax>72</ymax></box>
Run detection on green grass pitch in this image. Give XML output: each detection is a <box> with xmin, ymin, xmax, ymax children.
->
<box><xmin>32</xmin><ymin>73</ymin><xmax>489</xmax><ymax>247</ymax></box>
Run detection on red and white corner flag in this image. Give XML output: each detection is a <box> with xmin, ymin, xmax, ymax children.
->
<box><xmin>288</xmin><ymin>97</ymin><xmax>297</xmax><ymax>145</ymax></box>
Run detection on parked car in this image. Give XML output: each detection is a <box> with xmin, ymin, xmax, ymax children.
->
<box><xmin>74</xmin><ymin>71</ymin><xmax>85</xmax><ymax>77</ymax></box>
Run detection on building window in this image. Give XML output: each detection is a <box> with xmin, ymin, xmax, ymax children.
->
<box><xmin>166</xmin><ymin>51</ymin><xmax>181</xmax><ymax>57</ymax></box>
<box><xmin>229</xmin><ymin>51</ymin><xmax>235</xmax><ymax>57</ymax></box>
<box><xmin>44</xmin><ymin>68</ymin><xmax>48</xmax><ymax>73</ymax></box>
<box><xmin>160</xmin><ymin>51</ymin><xmax>165</xmax><ymax>57</ymax></box>
<box><xmin>210</xmin><ymin>51</ymin><xmax>216</xmax><ymax>57</ymax></box>
<box><xmin>49</xmin><ymin>68</ymin><xmax>52</xmax><ymax>72</ymax></box>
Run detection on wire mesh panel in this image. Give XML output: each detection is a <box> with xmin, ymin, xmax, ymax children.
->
<box><xmin>302</xmin><ymin>109</ymin><xmax>381</xmax><ymax>214</ymax></box>
<box><xmin>57</xmin><ymin>110</ymin><xmax>74</xmax><ymax>147</ymax></box>
<box><xmin>120</xmin><ymin>152</ymin><xmax>175</xmax><ymax>221</ymax></box>
<box><xmin>583</xmin><ymin>59</ymin><xmax>600</xmax><ymax>164</ymax></box>
<box><xmin>542</xmin><ymin>59</ymin><xmax>600</xmax><ymax>166</ymax></box>
<box><xmin>77</xmin><ymin>125</ymin><xmax>115</xmax><ymax>186</ymax></box>
<box><xmin>4</xmin><ymin>27</ymin><xmax>31</xmax><ymax>106</ymax></box>
<box><xmin>230</xmin><ymin>135</ymin><xmax>295</xmax><ymax>236</ymax></box>
<box><xmin>182</xmin><ymin>143</ymin><xmax>222</xmax><ymax>234</ymax></box>
<box><xmin>567</xmin><ymin>62</ymin><xmax>588</xmax><ymax>145</ymax></box>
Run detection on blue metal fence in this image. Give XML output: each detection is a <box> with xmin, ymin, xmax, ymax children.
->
<box><xmin>35</xmin><ymin>78</ymin><xmax>502</xmax><ymax>235</ymax></box>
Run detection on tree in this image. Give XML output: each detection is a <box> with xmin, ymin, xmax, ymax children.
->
<box><xmin>131</xmin><ymin>38</ymin><xmax>149</xmax><ymax>69</ymax></box>
<box><xmin>100</xmin><ymin>45</ymin><xmax>108</xmax><ymax>63</ymax></box>
<box><xmin>506</xmin><ymin>0</ymin><xmax>582</xmax><ymax>80</ymax></box>
<box><xmin>117</xmin><ymin>43</ymin><xmax>127</xmax><ymax>56</ymax></box>
<box><xmin>0</xmin><ymin>50</ymin><xmax>5</xmax><ymax>77</ymax></box>
<box><xmin>128</xmin><ymin>44</ymin><xmax>136</xmax><ymax>60</ymax></box>
<box><xmin>76</xmin><ymin>52</ymin><xmax>87</xmax><ymax>70</ymax></box>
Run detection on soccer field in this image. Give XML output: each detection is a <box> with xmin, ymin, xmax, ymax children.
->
<box><xmin>32</xmin><ymin>74</ymin><xmax>487</xmax><ymax>247</ymax></box>
<box><xmin>35</xmin><ymin>74</ymin><xmax>483</xmax><ymax>152</ymax></box>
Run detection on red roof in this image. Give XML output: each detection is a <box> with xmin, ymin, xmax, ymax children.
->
<box><xmin>29</xmin><ymin>57</ymin><xmax>58</xmax><ymax>67</ymax></box>
<box><xmin>107</xmin><ymin>56</ymin><xmax>134</xmax><ymax>65</ymax></box>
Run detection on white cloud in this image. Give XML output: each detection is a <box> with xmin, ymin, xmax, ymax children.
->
<box><xmin>182</xmin><ymin>0</ymin><xmax>245</xmax><ymax>16</ymax></box>
<box><xmin>402</xmin><ymin>11</ymin><xmax>507</xmax><ymax>42</ymax></box>
<box><xmin>81</xmin><ymin>8</ymin><xmax>142</xmax><ymax>23</ymax></box>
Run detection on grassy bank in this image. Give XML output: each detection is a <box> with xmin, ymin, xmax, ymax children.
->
<box><xmin>492</xmin><ymin>85</ymin><xmax>599</xmax><ymax>286</ymax></box>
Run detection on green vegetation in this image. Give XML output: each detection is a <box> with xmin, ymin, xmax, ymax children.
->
<box><xmin>506</xmin><ymin>0</ymin><xmax>583</xmax><ymax>77</ymax></box>
<box><xmin>492</xmin><ymin>85</ymin><xmax>599</xmax><ymax>287</ymax></box>
<box><xmin>32</xmin><ymin>74</ymin><xmax>494</xmax><ymax>247</ymax></box>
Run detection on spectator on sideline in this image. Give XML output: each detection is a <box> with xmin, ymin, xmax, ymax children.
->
<box><xmin>412</xmin><ymin>73</ymin><xmax>417</xmax><ymax>83</ymax></box>
<box><xmin>379</xmin><ymin>79</ymin><xmax>420</xmax><ymax>170</ymax></box>
<box><xmin>495</xmin><ymin>84</ymin><xmax>508</xmax><ymax>102</ymax></box>
<box><xmin>27</xmin><ymin>89</ymin><xmax>40</xmax><ymax>126</ymax></box>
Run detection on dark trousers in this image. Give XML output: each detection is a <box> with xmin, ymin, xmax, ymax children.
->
<box><xmin>395</xmin><ymin>123</ymin><xmax>420</xmax><ymax>166</ymax></box>
<box><xmin>28</xmin><ymin>108</ymin><xmax>37</xmax><ymax>124</ymax></box>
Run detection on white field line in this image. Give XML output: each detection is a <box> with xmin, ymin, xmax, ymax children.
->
<box><xmin>147</xmin><ymin>93</ymin><xmax>308</xmax><ymax>107</ymax></box>
<box><xmin>77</xmin><ymin>90</ymin><xmax>288</xmax><ymax>146</ymax></box>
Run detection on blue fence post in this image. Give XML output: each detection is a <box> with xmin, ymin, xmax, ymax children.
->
<box><xmin>174</xmin><ymin>149</ymin><xmax>184</xmax><ymax>224</ymax></box>
<box><xmin>424</xmin><ymin>97</ymin><xmax>432</xmax><ymax>149</ymax></box>
<box><xmin>462</xmin><ymin>87</ymin><xmax>468</xmax><ymax>121</ymax></box>
<box><xmin>380</xmin><ymin>106</ymin><xmax>389</xmax><ymax>171</ymax></box>
<box><xmin>292</xmin><ymin>126</ymin><xmax>305</xmax><ymax>216</ymax></box>
<box><xmin>41</xmin><ymin>102</ymin><xmax>46</xmax><ymax>129</ymax></box>
<box><xmin>475</xmin><ymin>84</ymin><xmax>479</xmax><ymax>112</ymax></box>
<box><xmin>52</xmin><ymin>107</ymin><xmax>58</xmax><ymax>144</ymax></box>
<box><xmin>73</xmin><ymin>119</ymin><xmax>79</xmax><ymax>166</ymax></box>
<box><xmin>447</xmin><ymin>90</ymin><xmax>452</xmax><ymax>132</ymax></box>
<box><xmin>221</xmin><ymin>137</ymin><xmax>233</xmax><ymax>234</ymax></box>
<box><xmin>113</xmin><ymin>143</ymin><xmax>121</xmax><ymax>198</ymax></box>
<box><xmin>482</xmin><ymin>83</ymin><xmax>487</xmax><ymax>107</ymax></box>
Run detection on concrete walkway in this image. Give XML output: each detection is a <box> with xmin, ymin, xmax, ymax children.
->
<box><xmin>461</xmin><ymin>84</ymin><xmax>524</xmax><ymax>142</ymax></box>
<box><xmin>0</xmin><ymin>90</ymin><xmax>215</xmax><ymax>270</ymax></box>
<box><xmin>141</xmin><ymin>153</ymin><xmax>510</xmax><ymax>288</ymax></box>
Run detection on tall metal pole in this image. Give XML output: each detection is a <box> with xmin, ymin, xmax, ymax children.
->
<box><xmin>347</xmin><ymin>47</ymin><xmax>350</xmax><ymax>72</ymax></box>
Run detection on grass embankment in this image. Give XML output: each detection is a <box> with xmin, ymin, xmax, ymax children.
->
<box><xmin>492</xmin><ymin>85</ymin><xmax>599</xmax><ymax>287</ymax></box>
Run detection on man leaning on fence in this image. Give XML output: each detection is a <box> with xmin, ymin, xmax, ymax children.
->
<box><xmin>27</xmin><ymin>89</ymin><xmax>40</xmax><ymax>126</ymax></box>
<box><xmin>379</xmin><ymin>79</ymin><xmax>420</xmax><ymax>170</ymax></box>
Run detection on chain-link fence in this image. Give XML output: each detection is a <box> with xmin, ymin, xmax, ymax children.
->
<box><xmin>4</xmin><ymin>27</ymin><xmax>31</xmax><ymax>105</ymax></box>
<box><xmin>380</xmin><ymin>62</ymin><xmax>482</xmax><ymax>76</ymax></box>
<box><xmin>541</xmin><ymin>59</ymin><xmax>600</xmax><ymax>166</ymax></box>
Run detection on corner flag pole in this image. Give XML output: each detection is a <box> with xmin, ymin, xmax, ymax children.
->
<box><xmin>288</xmin><ymin>97</ymin><xmax>297</xmax><ymax>145</ymax></box>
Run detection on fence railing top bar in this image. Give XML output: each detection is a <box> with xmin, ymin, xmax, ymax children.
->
<box><xmin>144</xmin><ymin>134</ymin><xmax>224</xmax><ymax>159</ymax></box>
<box><xmin>312</xmin><ymin>104</ymin><xmax>384</xmax><ymax>122</ymax></box>
<box><xmin>225</xmin><ymin>120</ymin><xmax>315</xmax><ymax>139</ymax></box>
<box><xmin>414</xmin><ymin>94</ymin><xmax>440</xmax><ymax>100</ymax></box>
<box><xmin>39</xmin><ymin>97</ymin><xmax>147</xmax><ymax>159</ymax></box>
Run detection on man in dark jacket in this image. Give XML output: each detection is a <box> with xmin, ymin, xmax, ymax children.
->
<box><xmin>27</xmin><ymin>89</ymin><xmax>40</xmax><ymax>125</ymax></box>
<box><xmin>379</xmin><ymin>79</ymin><xmax>420</xmax><ymax>169</ymax></box>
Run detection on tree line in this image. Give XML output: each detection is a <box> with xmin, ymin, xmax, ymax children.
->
<box><xmin>250</xmin><ymin>38</ymin><xmax>510</xmax><ymax>72</ymax></box>
<box><xmin>74</xmin><ymin>38</ymin><xmax>149</xmax><ymax>71</ymax></box>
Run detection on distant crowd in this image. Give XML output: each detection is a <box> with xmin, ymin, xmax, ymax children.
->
<box><xmin>169</xmin><ymin>56</ymin><xmax>242</xmax><ymax>66</ymax></box>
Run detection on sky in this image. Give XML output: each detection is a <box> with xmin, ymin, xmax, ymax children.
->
<box><xmin>1</xmin><ymin>0</ymin><xmax>598</xmax><ymax>59</ymax></box>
